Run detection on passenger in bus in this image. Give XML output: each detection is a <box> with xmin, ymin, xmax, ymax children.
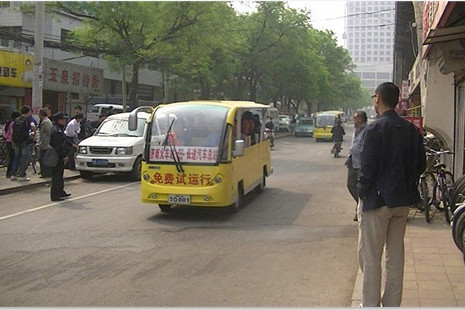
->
<box><xmin>241</xmin><ymin>111</ymin><xmax>255</xmax><ymax>146</ymax></box>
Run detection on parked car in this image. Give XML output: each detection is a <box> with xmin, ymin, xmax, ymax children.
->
<box><xmin>278</xmin><ymin>114</ymin><xmax>290</xmax><ymax>132</ymax></box>
<box><xmin>87</xmin><ymin>104</ymin><xmax>124</xmax><ymax>122</ymax></box>
<box><xmin>293</xmin><ymin>118</ymin><xmax>314</xmax><ymax>137</ymax></box>
<box><xmin>76</xmin><ymin>112</ymin><xmax>149</xmax><ymax>180</ymax></box>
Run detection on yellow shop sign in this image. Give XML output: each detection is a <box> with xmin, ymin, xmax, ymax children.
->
<box><xmin>0</xmin><ymin>50</ymin><xmax>33</xmax><ymax>88</ymax></box>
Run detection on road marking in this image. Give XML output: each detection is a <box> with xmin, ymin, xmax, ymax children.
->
<box><xmin>294</xmin><ymin>162</ymin><xmax>303</xmax><ymax>168</ymax></box>
<box><xmin>0</xmin><ymin>183</ymin><xmax>135</xmax><ymax>221</ymax></box>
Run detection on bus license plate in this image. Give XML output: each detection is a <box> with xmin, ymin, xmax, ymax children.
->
<box><xmin>168</xmin><ymin>195</ymin><xmax>191</xmax><ymax>205</ymax></box>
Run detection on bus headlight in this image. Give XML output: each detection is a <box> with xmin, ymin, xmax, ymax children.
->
<box><xmin>214</xmin><ymin>175</ymin><xmax>222</xmax><ymax>184</ymax></box>
<box><xmin>143</xmin><ymin>173</ymin><xmax>150</xmax><ymax>181</ymax></box>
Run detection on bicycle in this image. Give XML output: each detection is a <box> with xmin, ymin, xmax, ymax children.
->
<box><xmin>29</xmin><ymin>142</ymin><xmax>39</xmax><ymax>175</ymax></box>
<box><xmin>419</xmin><ymin>147</ymin><xmax>454</xmax><ymax>223</ymax></box>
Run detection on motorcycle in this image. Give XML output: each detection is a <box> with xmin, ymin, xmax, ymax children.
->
<box><xmin>331</xmin><ymin>141</ymin><xmax>342</xmax><ymax>158</ymax></box>
<box><xmin>264</xmin><ymin>128</ymin><xmax>275</xmax><ymax>148</ymax></box>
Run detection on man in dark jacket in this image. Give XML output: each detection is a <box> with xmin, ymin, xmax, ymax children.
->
<box><xmin>357</xmin><ymin>82</ymin><xmax>426</xmax><ymax>307</ymax></box>
<box><xmin>50</xmin><ymin>112</ymin><xmax>71</xmax><ymax>202</ymax></box>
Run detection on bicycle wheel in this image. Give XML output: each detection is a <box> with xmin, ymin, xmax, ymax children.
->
<box><xmin>440</xmin><ymin>172</ymin><xmax>455</xmax><ymax>223</ymax></box>
<box><xmin>420</xmin><ymin>172</ymin><xmax>436</xmax><ymax>223</ymax></box>
<box><xmin>452</xmin><ymin>204</ymin><xmax>465</xmax><ymax>251</ymax></box>
<box><xmin>451</xmin><ymin>175</ymin><xmax>465</xmax><ymax>214</ymax></box>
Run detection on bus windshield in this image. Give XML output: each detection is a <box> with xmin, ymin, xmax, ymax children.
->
<box><xmin>315</xmin><ymin>114</ymin><xmax>336</xmax><ymax>127</ymax></box>
<box><xmin>148</xmin><ymin>104</ymin><xmax>229</xmax><ymax>164</ymax></box>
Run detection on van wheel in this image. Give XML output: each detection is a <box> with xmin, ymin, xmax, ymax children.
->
<box><xmin>159</xmin><ymin>204</ymin><xmax>172</xmax><ymax>212</ymax></box>
<box><xmin>80</xmin><ymin>171</ymin><xmax>93</xmax><ymax>179</ymax></box>
<box><xmin>130</xmin><ymin>156</ymin><xmax>142</xmax><ymax>181</ymax></box>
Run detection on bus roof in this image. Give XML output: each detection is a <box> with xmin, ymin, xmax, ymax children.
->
<box><xmin>160</xmin><ymin>100</ymin><xmax>269</xmax><ymax>109</ymax></box>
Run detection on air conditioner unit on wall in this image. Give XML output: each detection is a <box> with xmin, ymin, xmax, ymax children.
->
<box><xmin>437</xmin><ymin>40</ymin><xmax>465</xmax><ymax>75</ymax></box>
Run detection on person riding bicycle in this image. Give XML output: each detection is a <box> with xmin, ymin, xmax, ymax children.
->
<box><xmin>331</xmin><ymin>119</ymin><xmax>345</xmax><ymax>154</ymax></box>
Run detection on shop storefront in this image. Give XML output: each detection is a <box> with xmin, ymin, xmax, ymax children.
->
<box><xmin>0</xmin><ymin>49</ymin><xmax>33</xmax><ymax>123</ymax></box>
<box><xmin>43</xmin><ymin>58</ymin><xmax>103</xmax><ymax>115</ymax></box>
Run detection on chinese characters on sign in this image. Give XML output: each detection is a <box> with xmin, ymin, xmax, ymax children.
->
<box><xmin>0</xmin><ymin>50</ymin><xmax>33</xmax><ymax>88</ymax></box>
<box><xmin>43</xmin><ymin>58</ymin><xmax>103</xmax><ymax>95</ymax></box>
<box><xmin>149</xmin><ymin>146</ymin><xmax>219</xmax><ymax>164</ymax></box>
<box><xmin>148</xmin><ymin>172</ymin><xmax>213</xmax><ymax>186</ymax></box>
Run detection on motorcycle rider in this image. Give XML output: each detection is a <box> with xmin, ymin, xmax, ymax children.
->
<box><xmin>265</xmin><ymin>116</ymin><xmax>275</xmax><ymax>147</ymax></box>
<box><xmin>331</xmin><ymin>119</ymin><xmax>345</xmax><ymax>156</ymax></box>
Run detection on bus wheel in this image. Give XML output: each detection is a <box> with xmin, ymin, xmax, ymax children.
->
<box><xmin>230</xmin><ymin>182</ymin><xmax>245</xmax><ymax>212</ymax></box>
<box><xmin>256</xmin><ymin>169</ymin><xmax>266</xmax><ymax>193</ymax></box>
<box><xmin>159</xmin><ymin>204</ymin><xmax>172</xmax><ymax>212</ymax></box>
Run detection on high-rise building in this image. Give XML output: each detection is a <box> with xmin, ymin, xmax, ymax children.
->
<box><xmin>344</xmin><ymin>1</ymin><xmax>395</xmax><ymax>93</ymax></box>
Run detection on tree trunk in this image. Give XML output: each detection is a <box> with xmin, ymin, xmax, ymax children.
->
<box><xmin>129</xmin><ymin>62</ymin><xmax>140</xmax><ymax>110</ymax></box>
<box><xmin>199</xmin><ymin>77</ymin><xmax>211</xmax><ymax>99</ymax></box>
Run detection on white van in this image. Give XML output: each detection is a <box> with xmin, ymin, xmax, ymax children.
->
<box><xmin>87</xmin><ymin>104</ymin><xmax>124</xmax><ymax>121</ymax></box>
<box><xmin>76</xmin><ymin>112</ymin><xmax>149</xmax><ymax>180</ymax></box>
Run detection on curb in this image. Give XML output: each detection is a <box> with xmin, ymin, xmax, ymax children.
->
<box><xmin>0</xmin><ymin>174</ymin><xmax>81</xmax><ymax>196</ymax></box>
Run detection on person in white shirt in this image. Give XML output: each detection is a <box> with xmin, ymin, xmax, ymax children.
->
<box><xmin>64</xmin><ymin>113</ymin><xmax>84</xmax><ymax>170</ymax></box>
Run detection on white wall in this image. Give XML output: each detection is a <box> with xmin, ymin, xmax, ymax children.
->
<box><xmin>422</xmin><ymin>56</ymin><xmax>455</xmax><ymax>149</ymax></box>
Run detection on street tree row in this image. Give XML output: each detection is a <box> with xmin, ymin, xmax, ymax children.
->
<box><xmin>47</xmin><ymin>1</ymin><xmax>370</xmax><ymax>112</ymax></box>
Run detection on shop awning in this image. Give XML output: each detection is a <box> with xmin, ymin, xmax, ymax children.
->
<box><xmin>424</xmin><ymin>25</ymin><xmax>465</xmax><ymax>45</ymax></box>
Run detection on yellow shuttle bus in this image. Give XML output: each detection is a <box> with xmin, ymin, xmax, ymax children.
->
<box><xmin>128</xmin><ymin>101</ymin><xmax>273</xmax><ymax>212</ymax></box>
<box><xmin>313</xmin><ymin>110</ymin><xmax>345</xmax><ymax>142</ymax></box>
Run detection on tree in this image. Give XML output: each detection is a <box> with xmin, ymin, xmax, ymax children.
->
<box><xmin>61</xmin><ymin>1</ymin><xmax>202</xmax><ymax>108</ymax></box>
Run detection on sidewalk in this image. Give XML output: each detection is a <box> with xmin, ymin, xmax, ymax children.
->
<box><xmin>0</xmin><ymin>167</ymin><xmax>80</xmax><ymax>195</ymax></box>
<box><xmin>351</xmin><ymin>208</ymin><xmax>465</xmax><ymax>307</ymax></box>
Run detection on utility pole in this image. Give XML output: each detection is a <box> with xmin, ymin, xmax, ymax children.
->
<box><xmin>122</xmin><ymin>66</ymin><xmax>127</xmax><ymax>112</ymax></box>
<box><xmin>32</xmin><ymin>1</ymin><xmax>44</xmax><ymax>116</ymax></box>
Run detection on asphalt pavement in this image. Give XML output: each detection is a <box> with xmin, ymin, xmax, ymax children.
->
<box><xmin>0</xmin><ymin>131</ymin><xmax>360</xmax><ymax>306</ymax></box>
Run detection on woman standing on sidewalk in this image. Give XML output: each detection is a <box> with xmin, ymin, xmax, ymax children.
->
<box><xmin>49</xmin><ymin>112</ymin><xmax>71</xmax><ymax>202</ymax></box>
<box><xmin>2</xmin><ymin>111</ymin><xmax>21</xmax><ymax>179</ymax></box>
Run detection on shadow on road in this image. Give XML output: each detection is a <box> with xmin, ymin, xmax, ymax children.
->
<box><xmin>145</xmin><ymin>187</ymin><xmax>311</xmax><ymax>230</ymax></box>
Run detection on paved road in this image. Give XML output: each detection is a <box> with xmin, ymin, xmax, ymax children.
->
<box><xmin>0</xmin><ymin>130</ymin><xmax>359</xmax><ymax>306</ymax></box>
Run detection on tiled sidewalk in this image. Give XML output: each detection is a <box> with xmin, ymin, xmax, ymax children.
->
<box><xmin>0</xmin><ymin>166</ymin><xmax>79</xmax><ymax>195</ymax></box>
<box><xmin>352</xmin><ymin>209</ymin><xmax>465</xmax><ymax>307</ymax></box>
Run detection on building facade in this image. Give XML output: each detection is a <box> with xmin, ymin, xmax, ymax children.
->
<box><xmin>0</xmin><ymin>2</ymin><xmax>164</xmax><ymax>120</ymax></box>
<box><xmin>393</xmin><ymin>1</ymin><xmax>465</xmax><ymax>178</ymax></box>
<box><xmin>344</xmin><ymin>0</ymin><xmax>396</xmax><ymax>93</ymax></box>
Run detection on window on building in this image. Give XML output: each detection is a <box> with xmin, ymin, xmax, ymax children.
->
<box><xmin>367</xmin><ymin>44</ymin><xmax>372</xmax><ymax>48</ymax></box>
<box><xmin>367</xmin><ymin>57</ymin><xmax>372</xmax><ymax>61</ymax></box>
<box><xmin>374</xmin><ymin>44</ymin><xmax>378</xmax><ymax>48</ymax></box>
<box><xmin>61</xmin><ymin>29</ymin><xmax>71</xmax><ymax>44</ymax></box>
<box><xmin>368</xmin><ymin>32</ymin><xmax>372</xmax><ymax>36</ymax></box>
<box><xmin>380</xmin><ymin>57</ymin><xmax>385</xmax><ymax>61</ymax></box>
<box><xmin>355</xmin><ymin>38</ymin><xmax>360</xmax><ymax>43</ymax></box>
<box><xmin>380</xmin><ymin>38</ymin><xmax>385</xmax><ymax>42</ymax></box>
<box><xmin>367</xmin><ymin>38</ymin><xmax>372</xmax><ymax>43</ymax></box>
<box><xmin>368</xmin><ymin>51</ymin><xmax>372</xmax><ymax>55</ymax></box>
<box><xmin>363</xmin><ymin>72</ymin><xmax>376</xmax><ymax>79</ymax></box>
<box><xmin>380</xmin><ymin>44</ymin><xmax>385</xmax><ymax>49</ymax></box>
<box><xmin>361</xmin><ymin>57</ymin><xmax>366</xmax><ymax>62</ymax></box>
<box><xmin>377</xmin><ymin>72</ymin><xmax>390</xmax><ymax>79</ymax></box>
<box><xmin>373</xmin><ymin>51</ymin><xmax>378</xmax><ymax>55</ymax></box>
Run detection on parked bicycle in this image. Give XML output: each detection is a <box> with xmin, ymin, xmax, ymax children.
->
<box><xmin>419</xmin><ymin>147</ymin><xmax>454</xmax><ymax>223</ymax></box>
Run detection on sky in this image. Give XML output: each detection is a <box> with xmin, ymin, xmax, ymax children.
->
<box><xmin>231</xmin><ymin>0</ymin><xmax>347</xmax><ymax>46</ymax></box>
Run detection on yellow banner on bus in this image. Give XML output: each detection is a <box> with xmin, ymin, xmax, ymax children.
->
<box><xmin>0</xmin><ymin>50</ymin><xmax>33</xmax><ymax>88</ymax></box>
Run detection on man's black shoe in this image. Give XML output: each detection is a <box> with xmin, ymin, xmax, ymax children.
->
<box><xmin>51</xmin><ymin>197</ymin><xmax>65</xmax><ymax>202</ymax></box>
<box><xmin>61</xmin><ymin>192</ymin><xmax>71</xmax><ymax>197</ymax></box>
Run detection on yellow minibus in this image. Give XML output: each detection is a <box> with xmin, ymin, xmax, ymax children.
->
<box><xmin>313</xmin><ymin>110</ymin><xmax>345</xmax><ymax>142</ymax></box>
<box><xmin>128</xmin><ymin>101</ymin><xmax>273</xmax><ymax>212</ymax></box>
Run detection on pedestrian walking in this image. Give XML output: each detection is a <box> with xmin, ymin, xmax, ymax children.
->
<box><xmin>38</xmin><ymin>108</ymin><xmax>53</xmax><ymax>178</ymax></box>
<box><xmin>357</xmin><ymin>82</ymin><xmax>426</xmax><ymax>307</ymax></box>
<box><xmin>50</xmin><ymin>112</ymin><xmax>71</xmax><ymax>202</ymax></box>
<box><xmin>10</xmin><ymin>106</ymin><xmax>34</xmax><ymax>181</ymax></box>
<box><xmin>2</xmin><ymin>111</ymin><xmax>21</xmax><ymax>179</ymax></box>
<box><xmin>64</xmin><ymin>113</ymin><xmax>83</xmax><ymax>170</ymax></box>
<box><xmin>345</xmin><ymin>110</ymin><xmax>367</xmax><ymax>221</ymax></box>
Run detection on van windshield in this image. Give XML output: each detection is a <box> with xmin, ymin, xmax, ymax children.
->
<box><xmin>97</xmin><ymin>118</ymin><xmax>146</xmax><ymax>137</ymax></box>
<box><xmin>315</xmin><ymin>114</ymin><xmax>336</xmax><ymax>127</ymax></box>
<box><xmin>148</xmin><ymin>105</ymin><xmax>228</xmax><ymax>164</ymax></box>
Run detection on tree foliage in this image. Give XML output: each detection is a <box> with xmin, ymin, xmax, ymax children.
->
<box><xmin>56</xmin><ymin>1</ymin><xmax>366</xmax><ymax>111</ymax></box>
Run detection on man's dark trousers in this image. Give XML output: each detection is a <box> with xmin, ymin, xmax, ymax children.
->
<box><xmin>347</xmin><ymin>156</ymin><xmax>359</xmax><ymax>203</ymax></box>
<box><xmin>51</xmin><ymin>159</ymin><xmax>65</xmax><ymax>200</ymax></box>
